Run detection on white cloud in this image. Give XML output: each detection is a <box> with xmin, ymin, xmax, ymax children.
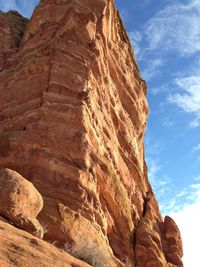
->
<box><xmin>193</xmin><ymin>144</ymin><xmax>200</xmax><ymax>151</ymax></box>
<box><xmin>142</xmin><ymin>58</ymin><xmax>163</xmax><ymax>81</ymax></box>
<box><xmin>150</xmin><ymin>88</ymin><xmax>160</xmax><ymax>95</ymax></box>
<box><xmin>168</xmin><ymin>75</ymin><xmax>200</xmax><ymax>128</ymax></box>
<box><xmin>194</xmin><ymin>176</ymin><xmax>200</xmax><ymax>181</ymax></box>
<box><xmin>146</xmin><ymin>157</ymin><xmax>176</xmax><ymax>214</ymax></box>
<box><xmin>145</xmin><ymin>0</ymin><xmax>200</xmax><ymax>56</ymax></box>
<box><xmin>160</xmin><ymin>178</ymin><xmax>200</xmax><ymax>266</ymax></box>
<box><xmin>129</xmin><ymin>31</ymin><xmax>142</xmax><ymax>59</ymax></box>
<box><xmin>171</xmin><ymin>200</ymin><xmax>200</xmax><ymax>267</ymax></box>
<box><xmin>147</xmin><ymin>158</ymin><xmax>161</xmax><ymax>180</ymax></box>
<box><xmin>163</xmin><ymin>173</ymin><xmax>200</xmax><ymax>266</ymax></box>
<box><xmin>163</xmin><ymin>119</ymin><xmax>174</xmax><ymax>127</ymax></box>
<box><xmin>147</xmin><ymin>149</ymin><xmax>200</xmax><ymax>216</ymax></box>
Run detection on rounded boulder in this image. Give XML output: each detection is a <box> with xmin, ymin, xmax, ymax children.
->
<box><xmin>0</xmin><ymin>168</ymin><xmax>43</xmax><ymax>220</ymax></box>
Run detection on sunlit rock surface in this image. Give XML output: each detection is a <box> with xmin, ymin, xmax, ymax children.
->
<box><xmin>0</xmin><ymin>219</ymin><xmax>91</xmax><ymax>267</ymax></box>
<box><xmin>0</xmin><ymin>0</ymin><xmax>183</xmax><ymax>266</ymax></box>
<box><xmin>0</xmin><ymin>168</ymin><xmax>44</xmax><ymax>238</ymax></box>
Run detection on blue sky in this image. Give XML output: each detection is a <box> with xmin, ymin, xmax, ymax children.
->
<box><xmin>0</xmin><ymin>0</ymin><xmax>199</xmax><ymax>266</ymax></box>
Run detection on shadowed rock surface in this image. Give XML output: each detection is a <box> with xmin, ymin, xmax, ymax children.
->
<box><xmin>0</xmin><ymin>0</ymin><xmax>183</xmax><ymax>266</ymax></box>
<box><xmin>3</xmin><ymin>10</ymin><xmax>29</xmax><ymax>47</ymax></box>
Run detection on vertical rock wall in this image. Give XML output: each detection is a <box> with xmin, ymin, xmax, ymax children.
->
<box><xmin>0</xmin><ymin>0</ymin><xmax>183</xmax><ymax>266</ymax></box>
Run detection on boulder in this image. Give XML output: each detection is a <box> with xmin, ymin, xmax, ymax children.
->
<box><xmin>0</xmin><ymin>168</ymin><xmax>44</xmax><ymax>238</ymax></box>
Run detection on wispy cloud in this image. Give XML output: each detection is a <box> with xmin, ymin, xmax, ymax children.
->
<box><xmin>193</xmin><ymin>144</ymin><xmax>200</xmax><ymax>151</ymax></box>
<box><xmin>194</xmin><ymin>176</ymin><xmax>200</xmax><ymax>181</ymax></box>
<box><xmin>168</xmin><ymin>75</ymin><xmax>200</xmax><ymax>127</ymax></box>
<box><xmin>146</xmin><ymin>157</ymin><xmax>174</xmax><ymax>213</ymax></box>
<box><xmin>144</xmin><ymin>0</ymin><xmax>200</xmax><ymax>56</ymax></box>
<box><xmin>129</xmin><ymin>31</ymin><xmax>142</xmax><ymax>59</ymax></box>
<box><xmin>147</xmin><ymin>150</ymin><xmax>200</xmax><ymax>215</ymax></box>
<box><xmin>142</xmin><ymin>58</ymin><xmax>163</xmax><ymax>81</ymax></box>
<box><xmin>132</xmin><ymin>0</ymin><xmax>200</xmax><ymax>82</ymax></box>
<box><xmin>163</xmin><ymin>118</ymin><xmax>174</xmax><ymax>128</ymax></box>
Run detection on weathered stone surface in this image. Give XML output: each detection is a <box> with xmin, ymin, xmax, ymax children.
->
<box><xmin>0</xmin><ymin>10</ymin><xmax>28</xmax><ymax>70</ymax></box>
<box><xmin>0</xmin><ymin>219</ymin><xmax>91</xmax><ymax>267</ymax></box>
<box><xmin>0</xmin><ymin>0</ymin><xmax>183</xmax><ymax>266</ymax></box>
<box><xmin>12</xmin><ymin>214</ymin><xmax>44</xmax><ymax>239</ymax></box>
<box><xmin>163</xmin><ymin>216</ymin><xmax>183</xmax><ymax>266</ymax></box>
<box><xmin>0</xmin><ymin>12</ymin><xmax>14</xmax><ymax>52</ymax></box>
<box><xmin>0</xmin><ymin>168</ymin><xmax>44</xmax><ymax>237</ymax></box>
<box><xmin>3</xmin><ymin>10</ymin><xmax>28</xmax><ymax>47</ymax></box>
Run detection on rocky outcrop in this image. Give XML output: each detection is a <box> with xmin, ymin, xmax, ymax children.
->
<box><xmin>0</xmin><ymin>10</ymin><xmax>28</xmax><ymax>70</ymax></box>
<box><xmin>3</xmin><ymin>10</ymin><xmax>28</xmax><ymax>47</ymax></box>
<box><xmin>135</xmin><ymin>193</ymin><xmax>183</xmax><ymax>267</ymax></box>
<box><xmin>0</xmin><ymin>219</ymin><xmax>91</xmax><ymax>267</ymax></box>
<box><xmin>0</xmin><ymin>0</ymin><xmax>183</xmax><ymax>266</ymax></box>
<box><xmin>162</xmin><ymin>216</ymin><xmax>183</xmax><ymax>266</ymax></box>
<box><xmin>0</xmin><ymin>168</ymin><xmax>44</xmax><ymax>238</ymax></box>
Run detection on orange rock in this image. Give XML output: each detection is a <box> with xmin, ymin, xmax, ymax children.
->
<box><xmin>163</xmin><ymin>216</ymin><xmax>183</xmax><ymax>266</ymax></box>
<box><xmin>0</xmin><ymin>0</ymin><xmax>183</xmax><ymax>266</ymax></box>
<box><xmin>0</xmin><ymin>219</ymin><xmax>91</xmax><ymax>267</ymax></box>
<box><xmin>12</xmin><ymin>214</ymin><xmax>44</xmax><ymax>239</ymax></box>
<box><xmin>0</xmin><ymin>169</ymin><xmax>44</xmax><ymax>237</ymax></box>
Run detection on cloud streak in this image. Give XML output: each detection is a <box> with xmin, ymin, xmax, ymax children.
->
<box><xmin>141</xmin><ymin>58</ymin><xmax>163</xmax><ymax>81</ymax></box>
<box><xmin>133</xmin><ymin>0</ymin><xmax>200</xmax><ymax>83</ymax></box>
<box><xmin>193</xmin><ymin>144</ymin><xmax>200</xmax><ymax>151</ymax></box>
<box><xmin>168</xmin><ymin>74</ymin><xmax>200</xmax><ymax>127</ymax></box>
<box><xmin>144</xmin><ymin>0</ymin><xmax>200</xmax><ymax>56</ymax></box>
<box><xmin>129</xmin><ymin>31</ymin><xmax>142</xmax><ymax>59</ymax></box>
<box><xmin>147</xmin><ymin>152</ymin><xmax>200</xmax><ymax>214</ymax></box>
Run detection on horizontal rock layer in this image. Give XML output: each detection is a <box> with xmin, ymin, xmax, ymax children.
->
<box><xmin>0</xmin><ymin>0</ymin><xmax>183</xmax><ymax>266</ymax></box>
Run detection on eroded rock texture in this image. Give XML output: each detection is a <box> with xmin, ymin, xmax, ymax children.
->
<box><xmin>0</xmin><ymin>168</ymin><xmax>44</xmax><ymax>238</ymax></box>
<box><xmin>0</xmin><ymin>0</ymin><xmax>183</xmax><ymax>266</ymax></box>
<box><xmin>0</xmin><ymin>10</ymin><xmax>28</xmax><ymax>70</ymax></box>
<box><xmin>0</xmin><ymin>219</ymin><xmax>91</xmax><ymax>267</ymax></box>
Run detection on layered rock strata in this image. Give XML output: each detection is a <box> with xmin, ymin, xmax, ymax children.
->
<box><xmin>0</xmin><ymin>10</ymin><xmax>28</xmax><ymax>70</ymax></box>
<box><xmin>0</xmin><ymin>0</ymin><xmax>183</xmax><ymax>266</ymax></box>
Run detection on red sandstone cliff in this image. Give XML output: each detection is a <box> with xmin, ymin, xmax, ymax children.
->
<box><xmin>0</xmin><ymin>0</ymin><xmax>183</xmax><ymax>266</ymax></box>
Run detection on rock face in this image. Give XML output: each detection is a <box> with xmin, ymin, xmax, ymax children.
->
<box><xmin>0</xmin><ymin>219</ymin><xmax>91</xmax><ymax>267</ymax></box>
<box><xmin>0</xmin><ymin>168</ymin><xmax>44</xmax><ymax>238</ymax></box>
<box><xmin>0</xmin><ymin>0</ymin><xmax>183</xmax><ymax>267</ymax></box>
<box><xmin>0</xmin><ymin>11</ymin><xmax>28</xmax><ymax>70</ymax></box>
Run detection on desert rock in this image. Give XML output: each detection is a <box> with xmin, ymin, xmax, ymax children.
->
<box><xmin>0</xmin><ymin>168</ymin><xmax>44</xmax><ymax>237</ymax></box>
<box><xmin>0</xmin><ymin>219</ymin><xmax>91</xmax><ymax>267</ymax></box>
<box><xmin>0</xmin><ymin>0</ymin><xmax>183</xmax><ymax>266</ymax></box>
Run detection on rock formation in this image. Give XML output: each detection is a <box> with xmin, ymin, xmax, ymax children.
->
<box><xmin>0</xmin><ymin>0</ymin><xmax>183</xmax><ymax>266</ymax></box>
<box><xmin>0</xmin><ymin>219</ymin><xmax>91</xmax><ymax>267</ymax></box>
<box><xmin>0</xmin><ymin>10</ymin><xmax>28</xmax><ymax>70</ymax></box>
<box><xmin>0</xmin><ymin>168</ymin><xmax>44</xmax><ymax>238</ymax></box>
